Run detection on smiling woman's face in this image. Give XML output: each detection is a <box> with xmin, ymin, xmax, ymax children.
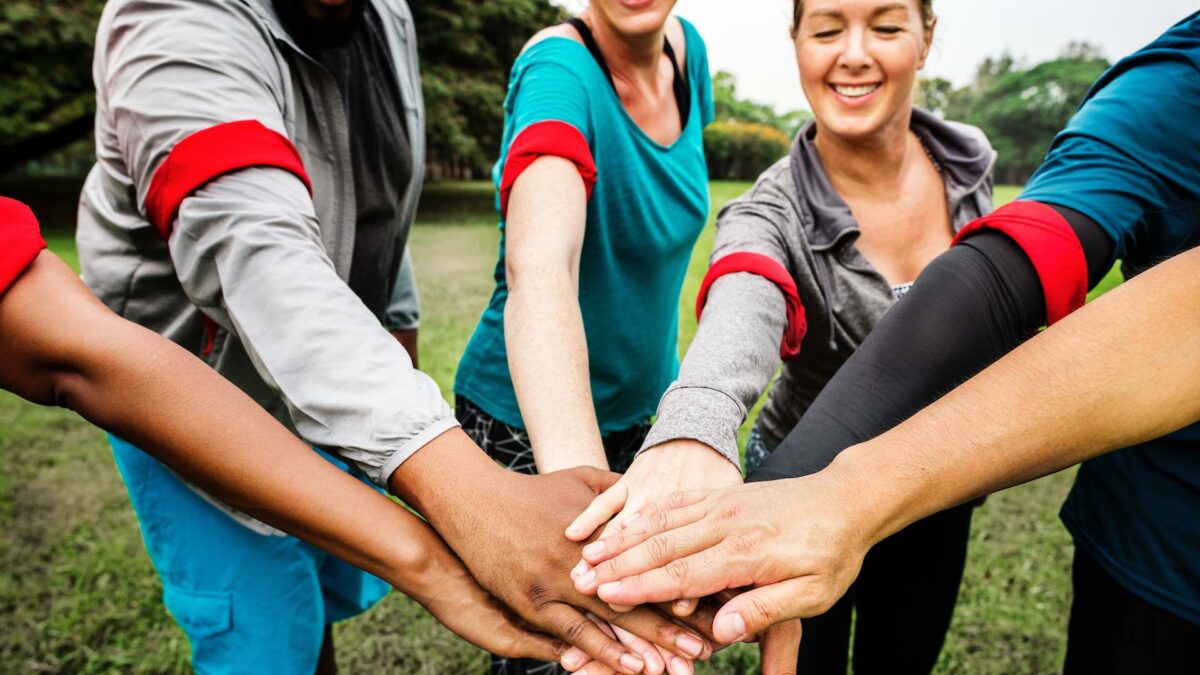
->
<box><xmin>794</xmin><ymin>0</ymin><xmax>933</xmax><ymax>143</ymax></box>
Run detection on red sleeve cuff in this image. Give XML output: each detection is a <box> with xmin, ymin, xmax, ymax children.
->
<box><xmin>0</xmin><ymin>197</ymin><xmax>47</xmax><ymax>297</ymax></box>
<box><xmin>696</xmin><ymin>252</ymin><xmax>807</xmax><ymax>360</ymax></box>
<box><xmin>952</xmin><ymin>200</ymin><xmax>1087</xmax><ymax>324</ymax></box>
<box><xmin>498</xmin><ymin>120</ymin><xmax>597</xmax><ymax>218</ymax></box>
<box><xmin>145</xmin><ymin>120</ymin><xmax>313</xmax><ymax>239</ymax></box>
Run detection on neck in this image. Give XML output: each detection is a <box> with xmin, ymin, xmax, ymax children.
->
<box><xmin>813</xmin><ymin>111</ymin><xmax>917</xmax><ymax>199</ymax></box>
<box><xmin>581</xmin><ymin>9</ymin><xmax>664</xmax><ymax>86</ymax></box>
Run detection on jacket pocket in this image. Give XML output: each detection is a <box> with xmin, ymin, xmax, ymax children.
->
<box><xmin>163</xmin><ymin>585</ymin><xmax>233</xmax><ymax>640</ymax></box>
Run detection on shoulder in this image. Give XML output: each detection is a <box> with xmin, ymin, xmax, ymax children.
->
<box><xmin>521</xmin><ymin>23</ymin><xmax>583</xmax><ymax>53</ymax></box>
<box><xmin>99</xmin><ymin>0</ymin><xmax>276</xmax><ymax>67</ymax></box>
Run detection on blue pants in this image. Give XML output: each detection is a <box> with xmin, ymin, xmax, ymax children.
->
<box><xmin>108</xmin><ymin>434</ymin><xmax>390</xmax><ymax>674</ymax></box>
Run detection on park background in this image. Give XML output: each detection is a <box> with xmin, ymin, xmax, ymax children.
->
<box><xmin>0</xmin><ymin>0</ymin><xmax>1179</xmax><ymax>672</ymax></box>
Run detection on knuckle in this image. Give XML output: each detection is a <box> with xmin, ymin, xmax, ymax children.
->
<box><xmin>646</xmin><ymin>535</ymin><xmax>676</xmax><ymax>565</ymax></box>
<box><xmin>665</xmin><ymin>490</ymin><xmax>690</xmax><ymax>508</ymax></box>
<box><xmin>664</xmin><ymin>558</ymin><xmax>691</xmax><ymax>586</ymax></box>
<box><xmin>726</xmin><ymin>533</ymin><xmax>758</xmax><ymax>558</ymax></box>
<box><xmin>648</xmin><ymin>509</ymin><xmax>671</xmax><ymax>533</ymax></box>
<box><xmin>526</xmin><ymin>584</ymin><xmax>557</xmax><ymax>613</ymax></box>
<box><xmin>716</xmin><ymin>504</ymin><xmax>742</xmax><ymax>522</ymax></box>
<box><xmin>564</xmin><ymin>617</ymin><xmax>592</xmax><ymax>644</ymax></box>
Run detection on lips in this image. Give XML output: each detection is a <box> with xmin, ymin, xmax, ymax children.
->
<box><xmin>830</xmin><ymin>83</ymin><xmax>881</xmax><ymax>98</ymax></box>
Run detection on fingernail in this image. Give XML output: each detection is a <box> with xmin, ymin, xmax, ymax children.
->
<box><xmin>675</xmin><ymin>633</ymin><xmax>703</xmax><ymax>659</ymax></box>
<box><xmin>571</xmin><ymin>560</ymin><xmax>590</xmax><ymax>580</ymax></box>
<box><xmin>562</xmin><ymin>649</ymin><xmax>583</xmax><ymax>669</ymax></box>
<box><xmin>583</xmin><ymin>540</ymin><xmax>605</xmax><ymax>558</ymax></box>
<box><xmin>578</xmin><ymin>569</ymin><xmax>596</xmax><ymax>588</ymax></box>
<box><xmin>566</xmin><ymin>523</ymin><xmax>582</xmax><ymax>537</ymax></box>
<box><xmin>620</xmin><ymin>652</ymin><xmax>645</xmax><ymax>673</ymax></box>
<box><xmin>673</xmin><ymin>598</ymin><xmax>692</xmax><ymax>615</ymax></box>
<box><xmin>598</xmin><ymin>580</ymin><xmax>621</xmax><ymax>598</ymax></box>
<box><xmin>643</xmin><ymin>649</ymin><xmax>663</xmax><ymax>674</ymax></box>
<box><xmin>671</xmin><ymin>656</ymin><xmax>693</xmax><ymax>675</ymax></box>
<box><xmin>718</xmin><ymin>612</ymin><xmax>747</xmax><ymax>642</ymax></box>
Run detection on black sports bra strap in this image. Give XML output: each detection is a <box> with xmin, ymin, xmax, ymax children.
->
<box><xmin>662</xmin><ymin>37</ymin><xmax>691</xmax><ymax>129</ymax></box>
<box><xmin>562</xmin><ymin>17</ymin><xmax>691</xmax><ymax>129</ymax></box>
<box><xmin>565</xmin><ymin>18</ymin><xmax>615</xmax><ymax>88</ymax></box>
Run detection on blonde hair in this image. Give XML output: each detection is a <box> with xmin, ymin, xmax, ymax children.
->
<box><xmin>791</xmin><ymin>0</ymin><xmax>935</xmax><ymax>36</ymax></box>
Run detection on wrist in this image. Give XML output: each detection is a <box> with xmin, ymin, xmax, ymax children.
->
<box><xmin>822</xmin><ymin>441</ymin><xmax>926</xmax><ymax>549</ymax></box>
<box><xmin>389</xmin><ymin>427</ymin><xmax>509</xmax><ymax>530</ymax></box>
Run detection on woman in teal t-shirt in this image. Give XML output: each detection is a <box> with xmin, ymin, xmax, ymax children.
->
<box><xmin>453</xmin><ymin>2</ymin><xmax>722</xmax><ymax>673</ymax></box>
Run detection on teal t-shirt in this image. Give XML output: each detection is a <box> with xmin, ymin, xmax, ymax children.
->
<box><xmin>1022</xmin><ymin>12</ymin><xmax>1200</xmax><ymax>624</ymax></box>
<box><xmin>454</xmin><ymin>18</ymin><xmax>714</xmax><ymax>433</ymax></box>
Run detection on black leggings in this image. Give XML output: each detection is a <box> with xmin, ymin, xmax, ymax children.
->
<box><xmin>750</xmin><ymin>211</ymin><xmax>1112</xmax><ymax>673</ymax></box>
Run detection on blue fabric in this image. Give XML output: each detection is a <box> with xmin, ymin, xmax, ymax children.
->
<box><xmin>1021</xmin><ymin>12</ymin><xmax>1200</xmax><ymax>625</ymax></box>
<box><xmin>454</xmin><ymin>18</ymin><xmax>713</xmax><ymax>434</ymax></box>
<box><xmin>108</xmin><ymin>435</ymin><xmax>390</xmax><ymax>673</ymax></box>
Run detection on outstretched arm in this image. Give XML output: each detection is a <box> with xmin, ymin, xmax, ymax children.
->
<box><xmin>0</xmin><ymin>250</ymin><xmax>561</xmax><ymax>661</ymax></box>
<box><xmin>574</xmin><ymin>243</ymin><xmax>1200</xmax><ymax>640</ymax></box>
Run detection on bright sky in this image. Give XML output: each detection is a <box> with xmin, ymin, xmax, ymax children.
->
<box><xmin>551</xmin><ymin>1</ymin><xmax>1197</xmax><ymax>113</ymax></box>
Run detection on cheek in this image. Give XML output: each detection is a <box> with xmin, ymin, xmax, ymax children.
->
<box><xmin>876</xmin><ymin>39</ymin><xmax>923</xmax><ymax>86</ymax></box>
<box><xmin>796</xmin><ymin>45</ymin><xmax>834</xmax><ymax>93</ymax></box>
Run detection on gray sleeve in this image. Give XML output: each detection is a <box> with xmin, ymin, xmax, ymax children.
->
<box><xmin>105</xmin><ymin>0</ymin><xmax>456</xmax><ymax>486</ymax></box>
<box><xmin>641</xmin><ymin>167</ymin><xmax>797</xmax><ymax>468</ymax></box>
<box><xmin>384</xmin><ymin>246</ymin><xmax>420</xmax><ymax>331</ymax></box>
<box><xmin>641</xmin><ymin>273</ymin><xmax>786</xmax><ymax>467</ymax></box>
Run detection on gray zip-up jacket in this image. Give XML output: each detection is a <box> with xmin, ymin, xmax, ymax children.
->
<box><xmin>76</xmin><ymin>0</ymin><xmax>457</xmax><ymax>506</ymax></box>
<box><xmin>643</xmin><ymin>109</ymin><xmax>996</xmax><ymax>467</ymax></box>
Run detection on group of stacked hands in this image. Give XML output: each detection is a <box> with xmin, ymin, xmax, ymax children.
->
<box><xmin>2</xmin><ymin>1</ymin><xmax>1200</xmax><ymax>674</ymax></box>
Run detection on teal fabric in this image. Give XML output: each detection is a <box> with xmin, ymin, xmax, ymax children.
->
<box><xmin>108</xmin><ymin>435</ymin><xmax>390</xmax><ymax>673</ymax></box>
<box><xmin>1022</xmin><ymin>12</ymin><xmax>1200</xmax><ymax>625</ymax></box>
<box><xmin>455</xmin><ymin>18</ymin><xmax>713</xmax><ymax>433</ymax></box>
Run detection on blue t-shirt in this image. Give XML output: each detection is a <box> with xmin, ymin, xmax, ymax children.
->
<box><xmin>454</xmin><ymin>19</ymin><xmax>713</xmax><ymax>433</ymax></box>
<box><xmin>1022</xmin><ymin>12</ymin><xmax>1200</xmax><ymax>624</ymax></box>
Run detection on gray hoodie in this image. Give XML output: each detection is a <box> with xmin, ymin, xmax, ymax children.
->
<box><xmin>642</xmin><ymin>108</ymin><xmax>996</xmax><ymax>467</ymax></box>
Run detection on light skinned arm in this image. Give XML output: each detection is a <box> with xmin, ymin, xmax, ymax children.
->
<box><xmin>0</xmin><ymin>251</ymin><xmax>561</xmax><ymax>661</ymax></box>
<box><xmin>575</xmin><ymin>244</ymin><xmax>1200</xmax><ymax>642</ymax></box>
<box><xmin>504</xmin><ymin>156</ymin><xmax>608</xmax><ymax>473</ymax></box>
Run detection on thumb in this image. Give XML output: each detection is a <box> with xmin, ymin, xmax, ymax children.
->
<box><xmin>712</xmin><ymin>578</ymin><xmax>820</xmax><ymax>643</ymax></box>
<box><xmin>565</xmin><ymin>480</ymin><xmax>629</xmax><ymax>541</ymax></box>
<box><xmin>759</xmin><ymin>619</ymin><xmax>801</xmax><ymax>675</ymax></box>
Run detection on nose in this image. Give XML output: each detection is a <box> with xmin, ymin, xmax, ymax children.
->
<box><xmin>836</xmin><ymin>25</ymin><xmax>872</xmax><ymax>73</ymax></box>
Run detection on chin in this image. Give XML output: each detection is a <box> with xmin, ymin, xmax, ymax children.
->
<box><xmin>600</xmin><ymin>0</ymin><xmax>674</xmax><ymax>36</ymax></box>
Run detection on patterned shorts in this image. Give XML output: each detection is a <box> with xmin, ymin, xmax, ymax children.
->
<box><xmin>454</xmin><ymin>396</ymin><xmax>650</xmax><ymax>675</ymax></box>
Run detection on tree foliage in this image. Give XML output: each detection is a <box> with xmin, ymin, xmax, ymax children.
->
<box><xmin>918</xmin><ymin>45</ymin><xmax>1111</xmax><ymax>184</ymax></box>
<box><xmin>703</xmin><ymin>121</ymin><xmax>791</xmax><ymax>181</ymax></box>
<box><xmin>712</xmin><ymin>70</ymin><xmax>810</xmax><ymax>137</ymax></box>
<box><xmin>413</xmin><ymin>0</ymin><xmax>564</xmax><ymax>179</ymax></box>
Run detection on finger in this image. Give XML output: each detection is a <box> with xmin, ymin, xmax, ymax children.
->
<box><xmin>578</xmin><ymin>661</ymin><xmax>619</xmax><ymax>675</ymax></box>
<box><xmin>545</xmin><ymin>604</ymin><xmax>646</xmax><ymax>674</ymax></box>
<box><xmin>502</xmin><ymin>626</ymin><xmax>568</xmax><ymax>664</ymax></box>
<box><xmin>661</xmin><ymin>644</ymin><xmax>694</xmax><ymax>675</ymax></box>
<box><xmin>567</xmin><ymin>482</ymin><xmax>630</xmax><ymax>541</ymax></box>
<box><xmin>561</xmin><ymin>646</ymin><xmax>590</xmax><ymax>672</ymax></box>
<box><xmin>596</xmin><ymin>544</ymin><xmax>749</xmax><ymax>608</ymax></box>
<box><xmin>759</xmin><ymin>620</ymin><xmax>801</xmax><ymax>675</ymax></box>
<box><xmin>611</xmin><ymin>623</ymin><xmax>667</xmax><ymax>675</ymax></box>
<box><xmin>596</xmin><ymin>603</ymin><xmax>711</xmax><ymax>662</ymax></box>
<box><xmin>671</xmin><ymin>598</ymin><xmax>697</xmax><ymax>617</ymax></box>
<box><xmin>668</xmin><ymin>599</ymin><xmax>723</xmax><ymax>648</ymax></box>
<box><xmin>713</xmin><ymin>578</ymin><xmax>824</xmax><ymax>644</ymax></box>
<box><xmin>580</xmin><ymin>499</ymin><xmax>709</xmax><ymax>566</ymax></box>
<box><xmin>584</xmin><ymin>518</ymin><xmax>733</xmax><ymax>595</ymax></box>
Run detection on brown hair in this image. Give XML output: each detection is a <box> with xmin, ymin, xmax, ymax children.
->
<box><xmin>791</xmin><ymin>0</ymin><xmax>935</xmax><ymax>36</ymax></box>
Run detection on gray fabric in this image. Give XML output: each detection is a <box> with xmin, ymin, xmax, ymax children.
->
<box><xmin>77</xmin><ymin>0</ymin><xmax>450</xmax><ymax>520</ymax></box>
<box><xmin>642</xmin><ymin>109</ymin><xmax>996</xmax><ymax>467</ymax></box>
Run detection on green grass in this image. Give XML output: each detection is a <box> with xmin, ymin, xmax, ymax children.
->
<box><xmin>0</xmin><ymin>181</ymin><xmax>1118</xmax><ymax>673</ymax></box>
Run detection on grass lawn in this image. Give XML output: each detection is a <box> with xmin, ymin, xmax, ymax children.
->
<box><xmin>0</xmin><ymin>179</ymin><xmax>1120</xmax><ymax>673</ymax></box>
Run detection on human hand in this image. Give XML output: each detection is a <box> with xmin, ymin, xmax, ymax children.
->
<box><xmin>566</xmin><ymin>439</ymin><xmax>743</xmax><ymax>617</ymax></box>
<box><xmin>571</xmin><ymin>465</ymin><xmax>880</xmax><ymax>644</ymax></box>
<box><xmin>391</xmin><ymin>430</ymin><xmax>714</xmax><ymax>674</ymax></box>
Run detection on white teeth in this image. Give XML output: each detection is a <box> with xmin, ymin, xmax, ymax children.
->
<box><xmin>833</xmin><ymin>84</ymin><xmax>880</xmax><ymax>97</ymax></box>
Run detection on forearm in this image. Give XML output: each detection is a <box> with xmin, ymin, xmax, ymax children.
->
<box><xmin>834</xmin><ymin>246</ymin><xmax>1200</xmax><ymax>546</ymax></box>
<box><xmin>642</xmin><ymin>273</ymin><xmax>786</xmax><ymax>466</ymax></box>
<box><xmin>0</xmin><ymin>254</ymin><xmax>443</xmax><ymax>597</ymax></box>
<box><xmin>504</xmin><ymin>157</ymin><xmax>605</xmax><ymax>473</ymax></box>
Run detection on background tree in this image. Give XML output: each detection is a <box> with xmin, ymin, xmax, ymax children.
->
<box><xmin>920</xmin><ymin>45</ymin><xmax>1110</xmax><ymax>184</ymax></box>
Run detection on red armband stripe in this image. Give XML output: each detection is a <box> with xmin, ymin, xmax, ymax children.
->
<box><xmin>696</xmin><ymin>252</ymin><xmax>807</xmax><ymax>360</ymax></box>
<box><xmin>145</xmin><ymin>120</ymin><xmax>313</xmax><ymax>239</ymax></box>
<box><xmin>0</xmin><ymin>197</ymin><xmax>48</xmax><ymax>297</ymax></box>
<box><xmin>498</xmin><ymin>120</ymin><xmax>597</xmax><ymax>217</ymax></box>
<box><xmin>952</xmin><ymin>200</ymin><xmax>1086</xmax><ymax>324</ymax></box>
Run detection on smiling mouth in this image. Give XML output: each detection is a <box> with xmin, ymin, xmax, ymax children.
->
<box><xmin>830</xmin><ymin>83</ymin><xmax>881</xmax><ymax>98</ymax></box>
